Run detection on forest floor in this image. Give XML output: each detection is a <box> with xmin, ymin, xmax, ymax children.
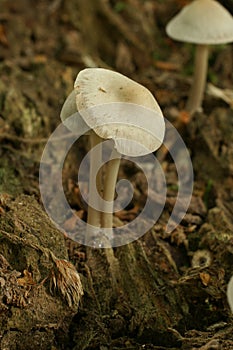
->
<box><xmin>0</xmin><ymin>0</ymin><xmax>233</xmax><ymax>349</ymax></box>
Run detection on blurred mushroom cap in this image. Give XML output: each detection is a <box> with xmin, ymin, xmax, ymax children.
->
<box><xmin>227</xmin><ymin>275</ymin><xmax>233</xmax><ymax>312</ymax></box>
<box><xmin>166</xmin><ymin>0</ymin><xmax>233</xmax><ymax>45</ymax></box>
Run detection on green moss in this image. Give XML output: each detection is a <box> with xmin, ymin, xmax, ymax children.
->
<box><xmin>168</xmin><ymin>184</ymin><xmax>179</xmax><ymax>192</ymax></box>
<box><xmin>203</xmin><ymin>179</ymin><xmax>213</xmax><ymax>209</ymax></box>
<box><xmin>0</xmin><ymin>159</ymin><xmax>22</xmax><ymax>195</ymax></box>
<box><xmin>114</xmin><ymin>1</ymin><xmax>126</xmax><ymax>12</ymax></box>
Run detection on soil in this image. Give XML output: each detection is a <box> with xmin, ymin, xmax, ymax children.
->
<box><xmin>0</xmin><ymin>0</ymin><xmax>233</xmax><ymax>349</ymax></box>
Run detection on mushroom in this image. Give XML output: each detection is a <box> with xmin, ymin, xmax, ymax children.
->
<box><xmin>166</xmin><ymin>0</ymin><xmax>233</xmax><ymax>115</ymax></box>
<box><xmin>227</xmin><ymin>275</ymin><xmax>233</xmax><ymax>312</ymax></box>
<box><xmin>61</xmin><ymin>68</ymin><xmax>165</xmax><ymax>244</ymax></box>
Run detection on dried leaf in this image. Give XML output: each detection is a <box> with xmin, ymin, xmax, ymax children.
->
<box><xmin>17</xmin><ymin>270</ymin><xmax>36</xmax><ymax>286</ymax></box>
<box><xmin>200</xmin><ymin>272</ymin><xmax>211</xmax><ymax>287</ymax></box>
<box><xmin>33</xmin><ymin>54</ymin><xmax>48</xmax><ymax>64</ymax></box>
<box><xmin>154</xmin><ymin>60</ymin><xmax>180</xmax><ymax>71</ymax></box>
<box><xmin>0</xmin><ymin>24</ymin><xmax>8</xmax><ymax>46</ymax></box>
<box><xmin>63</xmin><ymin>213</ymin><xmax>80</xmax><ymax>232</ymax></box>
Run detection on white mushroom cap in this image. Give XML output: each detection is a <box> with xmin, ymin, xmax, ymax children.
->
<box><xmin>166</xmin><ymin>0</ymin><xmax>233</xmax><ymax>45</ymax></box>
<box><xmin>74</xmin><ymin>68</ymin><xmax>165</xmax><ymax>156</ymax></box>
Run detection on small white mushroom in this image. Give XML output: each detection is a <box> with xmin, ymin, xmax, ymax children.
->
<box><xmin>75</xmin><ymin>68</ymin><xmax>164</xmax><ymax>235</ymax></box>
<box><xmin>61</xmin><ymin>68</ymin><xmax>165</xmax><ymax>243</ymax></box>
<box><xmin>166</xmin><ymin>0</ymin><xmax>233</xmax><ymax>115</ymax></box>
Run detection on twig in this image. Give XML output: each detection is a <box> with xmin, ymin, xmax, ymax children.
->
<box><xmin>0</xmin><ymin>132</ymin><xmax>77</xmax><ymax>144</ymax></box>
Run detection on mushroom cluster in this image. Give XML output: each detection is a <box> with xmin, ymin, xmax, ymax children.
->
<box><xmin>166</xmin><ymin>0</ymin><xmax>233</xmax><ymax>115</ymax></box>
<box><xmin>61</xmin><ymin>68</ymin><xmax>165</xmax><ymax>244</ymax></box>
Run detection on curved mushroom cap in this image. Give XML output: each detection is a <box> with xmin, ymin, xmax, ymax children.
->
<box><xmin>60</xmin><ymin>90</ymin><xmax>77</xmax><ymax>122</ymax></box>
<box><xmin>166</xmin><ymin>0</ymin><xmax>233</xmax><ymax>45</ymax></box>
<box><xmin>74</xmin><ymin>68</ymin><xmax>165</xmax><ymax>156</ymax></box>
<box><xmin>60</xmin><ymin>90</ymin><xmax>90</xmax><ymax>135</ymax></box>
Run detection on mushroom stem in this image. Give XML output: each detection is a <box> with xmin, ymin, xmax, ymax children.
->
<box><xmin>87</xmin><ymin>132</ymin><xmax>103</xmax><ymax>231</ymax></box>
<box><xmin>101</xmin><ymin>149</ymin><xmax>121</xmax><ymax>231</ymax></box>
<box><xmin>186</xmin><ymin>44</ymin><xmax>209</xmax><ymax>115</ymax></box>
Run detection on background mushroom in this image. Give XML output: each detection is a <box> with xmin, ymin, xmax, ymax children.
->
<box><xmin>166</xmin><ymin>0</ymin><xmax>233</xmax><ymax>115</ymax></box>
<box><xmin>227</xmin><ymin>275</ymin><xmax>233</xmax><ymax>312</ymax></box>
<box><xmin>61</xmin><ymin>68</ymin><xmax>165</xmax><ymax>244</ymax></box>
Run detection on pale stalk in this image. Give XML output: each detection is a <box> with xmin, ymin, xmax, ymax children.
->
<box><xmin>101</xmin><ymin>149</ymin><xmax>121</xmax><ymax>230</ymax></box>
<box><xmin>186</xmin><ymin>44</ymin><xmax>209</xmax><ymax>115</ymax></box>
<box><xmin>86</xmin><ymin>132</ymin><xmax>103</xmax><ymax>237</ymax></box>
<box><xmin>101</xmin><ymin>149</ymin><xmax>121</xmax><ymax>290</ymax></box>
